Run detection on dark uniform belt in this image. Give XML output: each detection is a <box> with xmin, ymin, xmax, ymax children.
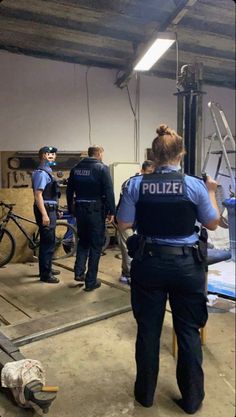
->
<box><xmin>75</xmin><ymin>200</ymin><xmax>102</xmax><ymax>210</ymax></box>
<box><xmin>76</xmin><ymin>200</ymin><xmax>100</xmax><ymax>205</ymax></box>
<box><xmin>145</xmin><ymin>244</ymin><xmax>194</xmax><ymax>256</ymax></box>
<box><xmin>44</xmin><ymin>203</ymin><xmax>58</xmax><ymax>211</ymax></box>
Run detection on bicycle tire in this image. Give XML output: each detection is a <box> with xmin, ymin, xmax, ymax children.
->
<box><xmin>0</xmin><ymin>228</ymin><xmax>16</xmax><ymax>267</ymax></box>
<box><xmin>53</xmin><ymin>221</ymin><xmax>77</xmax><ymax>260</ymax></box>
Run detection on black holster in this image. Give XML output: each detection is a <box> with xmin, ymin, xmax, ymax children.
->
<box><xmin>126</xmin><ymin>234</ymin><xmax>141</xmax><ymax>258</ymax></box>
<box><xmin>126</xmin><ymin>234</ymin><xmax>145</xmax><ymax>261</ymax></box>
<box><xmin>193</xmin><ymin>226</ymin><xmax>208</xmax><ymax>264</ymax></box>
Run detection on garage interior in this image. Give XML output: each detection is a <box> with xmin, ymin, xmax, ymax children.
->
<box><xmin>0</xmin><ymin>1</ymin><xmax>235</xmax><ymax>416</ymax></box>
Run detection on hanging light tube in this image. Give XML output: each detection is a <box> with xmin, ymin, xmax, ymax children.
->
<box><xmin>134</xmin><ymin>32</ymin><xmax>176</xmax><ymax>71</ymax></box>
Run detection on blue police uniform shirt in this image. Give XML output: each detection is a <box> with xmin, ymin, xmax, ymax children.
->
<box><xmin>32</xmin><ymin>164</ymin><xmax>57</xmax><ymax>205</ymax></box>
<box><xmin>116</xmin><ymin>165</ymin><xmax>218</xmax><ymax>246</ymax></box>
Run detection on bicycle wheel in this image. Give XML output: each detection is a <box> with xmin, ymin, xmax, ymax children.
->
<box><xmin>53</xmin><ymin>221</ymin><xmax>77</xmax><ymax>260</ymax></box>
<box><xmin>0</xmin><ymin>228</ymin><xmax>16</xmax><ymax>267</ymax></box>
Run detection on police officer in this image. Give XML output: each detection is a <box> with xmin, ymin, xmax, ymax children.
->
<box><xmin>117</xmin><ymin>160</ymin><xmax>155</xmax><ymax>284</ymax></box>
<box><xmin>117</xmin><ymin>124</ymin><xmax>220</xmax><ymax>414</ymax></box>
<box><xmin>32</xmin><ymin>146</ymin><xmax>61</xmax><ymax>284</ymax></box>
<box><xmin>66</xmin><ymin>145</ymin><xmax>115</xmax><ymax>291</ymax></box>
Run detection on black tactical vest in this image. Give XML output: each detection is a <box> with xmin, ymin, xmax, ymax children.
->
<box><xmin>37</xmin><ymin>168</ymin><xmax>60</xmax><ymax>202</ymax></box>
<box><xmin>135</xmin><ymin>172</ymin><xmax>197</xmax><ymax>238</ymax></box>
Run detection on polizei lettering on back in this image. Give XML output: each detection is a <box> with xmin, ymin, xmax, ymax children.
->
<box><xmin>74</xmin><ymin>169</ymin><xmax>91</xmax><ymax>176</ymax></box>
<box><xmin>142</xmin><ymin>181</ymin><xmax>183</xmax><ymax>195</ymax></box>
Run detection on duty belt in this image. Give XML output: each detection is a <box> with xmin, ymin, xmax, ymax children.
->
<box><xmin>75</xmin><ymin>200</ymin><xmax>102</xmax><ymax>208</ymax></box>
<box><xmin>145</xmin><ymin>244</ymin><xmax>194</xmax><ymax>256</ymax></box>
<box><xmin>44</xmin><ymin>203</ymin><xmax>58</xmax><ymax>211</ymax></box>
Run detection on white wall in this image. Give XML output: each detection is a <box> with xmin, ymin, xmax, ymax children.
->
<box><xmin>0</xmin><ymin>50</ymin><xmax>235</xmax><ymax>166</ymax></box>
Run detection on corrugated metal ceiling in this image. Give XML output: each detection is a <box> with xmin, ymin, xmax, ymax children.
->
<box><xmin>0</xmin><ymin>0</ymin><xmax>235</xmax><ymax>88</ymax></box>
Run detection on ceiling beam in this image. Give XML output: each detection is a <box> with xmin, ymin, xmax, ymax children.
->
<box><xmin>191</xmin><ymin>1</ymin><xmax>234</xmax><ymax>24</ymax></box>
<box><xmin>0</xmin><ymin>15</ymin><xmax>133</xmax><ymax>53</ymax></box>
<box><xmin>0</xmin><ymin>43</ymin><xmax>125</xmax><ymax>69</ymax></box>
<box><xmin>0</xmin><ymin>1</ymin><xmax>165</xmax><ymax>42</ymax></box>
<box><xmin>179</xmin><ymin>42</ymin><xmax>235</xmax><ymax>61</ymax></box>
<box><xmin>16</xmin><ymin>0</ymin><xmax>174</xmax><ymax>21</ymax></box>
<box><xmin>0</xmin><ymin>30</ymin><xmax>130</xmax><ymax>61</ymax></box>
<box><xmin>199</xmin><ymin>0</ymin><xmax>234</xmax><ymax>10</ymax></box>
<box><xmin>115</xmin><ymin>0</ymin><xmax>198</xmax><ymax>88</ymax></box>
<box><xmin>173</xmin><ymin>27</ymin><xmax>235</xmax><ymax>51</ymax></box>
<box><xmin>0</xmin><ymin>6</ymin><xmax>144</xmax><ymax>43</ymax></box>
<box><xmin>179</xmin><ymin>16</ymin><xmax>234</xmax><ymax>38</ymax></box>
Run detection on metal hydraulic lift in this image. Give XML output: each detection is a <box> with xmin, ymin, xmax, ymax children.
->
<box><xmin>175</xmin><ymin>63</ymin><xmax>205</xmax><ymax>176</ymax></box>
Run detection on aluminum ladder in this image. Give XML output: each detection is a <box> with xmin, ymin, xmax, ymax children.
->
<box><xmin>202</xmin><ymin>101</ymin><xmax>236</xmax><ymax>197</ymax></box>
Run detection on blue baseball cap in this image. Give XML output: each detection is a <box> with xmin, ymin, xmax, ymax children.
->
<box><xmin>38</xmin><ymin>146</ymin><xmax>57</xmax><ymax>156</ymax></box>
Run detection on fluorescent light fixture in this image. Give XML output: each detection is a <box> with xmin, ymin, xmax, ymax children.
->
<box><xmin>134</xmin><ymin>32</ymin><xmax>176</xmax><ymax>71</ymax></box>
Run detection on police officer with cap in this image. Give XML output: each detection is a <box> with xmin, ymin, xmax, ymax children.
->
<box><xmin>117</xmin><ymin>124</ymin><xmax>220</xmax><ymax>414</ymax></box>
<box><xmin>66</xmin><ymin>145</ymin><xmax>115</xmax><ymax>291</ymax></box>
<box><xmin>32</xmin><ymin>146</ymin><xmax>61</xmax><ymax>283</ymax></box>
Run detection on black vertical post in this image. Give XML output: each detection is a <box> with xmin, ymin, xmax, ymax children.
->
<box><xmin>175</xmin><ymin>63</ymin><xmax>205</xmax><ymax>176</ymax></box>
<box><xmin>184</xmin><ymin>93</ymin><xmax>191</xmax><ymax>174</ymax></box>
<box><xmin>177</xmin><ymin>93</ymin><xmax>184</xmax><ymax>138</ymax></box>
<box><xmin>190</xmin><ymin>93</ymin><xmax>197</xmax><ymax>175</ymax></box>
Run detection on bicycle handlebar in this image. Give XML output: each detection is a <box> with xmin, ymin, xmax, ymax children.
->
<box><xmin>0</xmin><ymin>201</ymin><xmax>16</xmax><ymax>209</ymax></box>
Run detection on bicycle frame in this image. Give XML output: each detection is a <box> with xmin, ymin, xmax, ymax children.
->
<box><xmin>0</xmin><ymin>201</ymin><xmax>78</xmax><ymax>266</ymax></box>
<box><xmin>0</xmin><ymin>209</ymin><xmax>38</xmax><ymax>249</ymax></box>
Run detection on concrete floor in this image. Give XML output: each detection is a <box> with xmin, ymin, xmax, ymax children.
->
<box><xmin>0</xmin><ymin>247</ymin><xmax>235</xmax><ymax>417</ymax></box>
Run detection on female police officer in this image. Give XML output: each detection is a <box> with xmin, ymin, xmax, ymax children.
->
<box><xmin>117</xmin><ymin>124</ymin><xmax>219</xmax><ymax>414</ymax></box>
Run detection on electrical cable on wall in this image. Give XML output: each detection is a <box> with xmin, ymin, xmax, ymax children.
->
<box><xmin>85</xmin><ymin>66</ymin><xmax>92</xmax><ymax>145</ymax></box>
<box><xmin>126</xmin><ymin>85</ymin><xmax>136</xmax><ymax>161</ymax></box>
<box><xmin>126</xmin><ymin>74</ymin><xmax>140</xmax><ymax>163</ymax></box>
<box><xmin>126</xmin><ymin>85</ymin><xmax>136</xmax><ymax>117</ymax></box>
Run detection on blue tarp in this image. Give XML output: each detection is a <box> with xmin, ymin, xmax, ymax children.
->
<box><xmin>208</xmin><ymin>279</ymin><xmax>235</xmax><ymax>299</ymax></box>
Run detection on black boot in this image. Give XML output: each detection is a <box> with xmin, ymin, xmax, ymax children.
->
<box><xmin>40</xmin><ymin>275</ymin><xmax>60</xmax><ymax>284</ymax></box>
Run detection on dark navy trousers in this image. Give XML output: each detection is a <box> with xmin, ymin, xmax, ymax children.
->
<box><xmin>130</xmin><ymin>251</ymin><xmax>208</xmax><ymax>410</ymax></box>
<box><xmin>74</xmin><ymin>202</ymin><xmax>105</xmax><ymax>288</ymax></box>
<box><xmin>34</xmin><ymin>205</ymin><xmax>57</xmax><ymax>279</ymax></box>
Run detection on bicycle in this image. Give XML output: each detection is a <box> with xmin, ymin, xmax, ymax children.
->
<box><xmin>0</xmin><ymin>201</ymin><xmax>77</xmax><ymax>267</ymax></box>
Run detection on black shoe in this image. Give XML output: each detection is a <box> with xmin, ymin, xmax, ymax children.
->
<box><xmin>83</xmin><ymin>279</ymin><xmax>101</xmax><ymax>292</ymax></box>
<box><xmin>52</xmin><ymin>269</ymin><xmax>60</xmax><ymax>276</ymax></box>
<box><xmin>134</xmin><ymin>392</ymin><xmax>153</xmax><ymax>408</ymax></box>
<box><xmin>40</xmin><ymin>275</ymin><xmax>60</xmax><ymax>284</ymax></box>
<box><xmin>74</xmin><ymin>273</ymin><xmax>85</xmax><ymax>282</ymax></box>
<box><xmin>135</xmin><ymin>398</ymin><xmax>153</xmax><ymax>408</ymax></box>
<box><xmin>134</xmin><ymin>384</ymin><xmax>153</xmax><ymax>408</ymax></box>
<box><xmin>173</xmin><ymin>399</ymin><xmax>203</xmax><ymax>414</ymax></box>
<box><xmin>37</xmin><ymin>269</ymin><xmax>60</xmax><ymax>277</ymax></box>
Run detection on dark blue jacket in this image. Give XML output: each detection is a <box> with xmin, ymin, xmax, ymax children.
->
<box><xmin>66</xmin><ymin>157</ymin><xmax>115</xmax><ymax>215</ymax></box>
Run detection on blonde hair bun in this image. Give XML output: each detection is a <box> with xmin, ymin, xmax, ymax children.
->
<box><xmin>156</xmin><ymin>124</ymin><xmax>170</xmax><ymax>136</ymax></box>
